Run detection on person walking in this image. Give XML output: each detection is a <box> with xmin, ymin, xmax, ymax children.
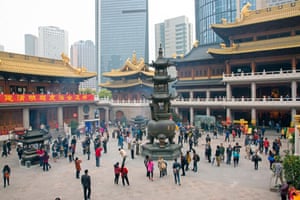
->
<box><xmin>144</xmin><ymin>155</ymin><xmax>149</xmax><ymax>177</ymax></box>
<box><xmin>2</xmin><ymin>165</ymin><xmax>11</xmax><ymax>188</ymax></box>
<box><xmin>43</xmin><ymin>151</ymin><xmax>50</xmax><ymax>171</ymax></box>
<box><xmin>280</xmin><ymin>181</ymin><xmax>291</xmax><ymax>200</ymax></box>
<box><xmin>180</xmin><ymin>153</ymin><xmax>186</xmax><ymax>176</ymax></box>
<box><xmin>2</xmin><ymin>141</ymin><xmax>8</xmax><ymax>157</ymax></box>
<box><xmin>251</xmin><ymin>152</ymin><xmax>261</xmax><ymax>170</ymax></box>
<box><xmin>121</xmin><ymin>165</ymin><xmax>130</xmax><ymax>186</ymax></box>
<box><xmin>119</xmin><ymin>148</ymin><xmax>127</xmax><ymax>168</ymax></box>
<box><xmin>158</xmin><ymin>157</ymin><xmax>167</xmax><ymax>177</ymax></box>
<box><xmin>147</xmin><ymin>157</ymin><xmax>154</xmax><ymax>181</ymax></box>
<box><xmin>130</xmin><ymin>140</ymin><xmax>136</xmax><ymax>159</ymax></box>
<box><xmin>185</xmin><ymin>151</ymin><xmax>191</xmax><ymax>171</ymax></box>
<box><xmin>233</xmin><ymin>148</ymin><xmax>240</xmax><ymax>168</ymax></box>
<box><xmin>215</xmin><ymin>145</ymin><xmax>221</xmax><ymax>167</ymax></box>
<box><xmin>114</xmin><ymin>162</ymin><xmax>121</xmax><ymax>184</ymax></box>
<box><xmin>172</xmin><ymin>158</ymin><xmax>181</xmax><ymax>186</ymax></box>
<box><xmin>226</xmin><ymin>144</ymin><xmax>233</xmax><ymax>165</ymax></box>
<box><xmin>81</xmin><ymin>169</ymin><xmax>91</xmax><ymax>200</ymax></box>
<box><xmin>273</xmin><ymin>160</ymin><xmax>284</xmax><ymax>185</ymax></box>
<box><xmin>192</xmin><ymin>151</ymin><xmax>200</xmax><ymax>172</ymax></box>
<box><xmin>95</xmin><ymin>146</ymin><xmax>103</xmax><ymax>167</ymax></box>
<box><xmin>75</xmin><ymin>157</ymin><xmax>82</xmax><ymax>179</ymax></box>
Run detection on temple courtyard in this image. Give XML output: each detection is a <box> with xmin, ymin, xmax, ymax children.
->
<box><xmin>0</xmin><ymin>129</ymin><xmax>283</xmax><ymax>200</ymax></box>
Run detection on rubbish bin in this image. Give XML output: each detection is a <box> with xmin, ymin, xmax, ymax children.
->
<box><xmin>25</xmin><ymin>161</ymin><xmax>31</xmax><ymax>168</ymax></box>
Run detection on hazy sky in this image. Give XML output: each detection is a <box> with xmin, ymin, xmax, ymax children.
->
<box><xmin>0</xmin><ymin>0</ymin><xmax>195</xmax><ymax>61</ymax></box>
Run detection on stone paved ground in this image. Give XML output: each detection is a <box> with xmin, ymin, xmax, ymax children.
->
<box><xmin>0</xmin><ymin>129</ymin><xmax>284</xmax><ymax>200</ymax></box>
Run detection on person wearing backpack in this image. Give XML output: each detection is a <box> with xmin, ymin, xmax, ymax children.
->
<box><xmin>158</xmin><ymin>157</ymin><xmax>167</xmax><ymax>177</ymax></box>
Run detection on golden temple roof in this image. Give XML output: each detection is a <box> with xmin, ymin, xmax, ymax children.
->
<box><xmin>0</xmin><ymin>51</ymin><xmax>96</xmax><ymax>78</ymax></box>
<box><xmin>211</xmin><ymin>2</ymin><xmax>300</xmax><ymax>29</ymax></box>
<box><xmin>207</xmin><ymin>35</ymin><xmax>300</xmax><ymax>55</ymax></box>
<box><xmin>102</xmin><ymin>52</ymin><xmax>154</xmax><ymax>77</ymax></box>
<box><xmin>99</xmin><ymin>78</ymin><xmax>153</xmax><ymax>88</ymax></box>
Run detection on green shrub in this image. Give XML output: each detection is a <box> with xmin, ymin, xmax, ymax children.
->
<box><xmin>283</xmin><ymin>154</ymin><xmax>300</xmax><ymax>189</ymax></box>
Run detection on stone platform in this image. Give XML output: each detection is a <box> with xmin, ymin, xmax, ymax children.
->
<box><xmin>141</xmin><ymin>143</ymin><xmax>181</xmax><ymax>160</ymax></box>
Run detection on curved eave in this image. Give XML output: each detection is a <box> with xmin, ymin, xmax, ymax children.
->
<box><xmin>0</xmin><ymin>52</ymin><xmax>97</xmax><ymax>79</ymax></box>
<box><xmin>99</xmin><ymin>81</ymin><xmax>153</xmax><ymax>88</ymax></box>
<box><xmin>211</xmin><ymin>3</ymin><xmax>300</xmax><ymax>30</ymax></box>
<box><xmin>207</xmin><ymin>35</ymin><xmax>300</xmax><ymax>55</ymax></box>
<box><xmin>102</xmin><ymin>70</ymin><xmax>154</xmax><ymax>77</ymax></box>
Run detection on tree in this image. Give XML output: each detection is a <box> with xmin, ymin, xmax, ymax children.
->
<box><xmin>79</xmin><ymin>88</ymin><xmax>96</xmax><ymax>94</ymax></box>
<box><xmin>98</xmin><ymin>88</ymin><xmax>112</xmax><ymax>99</ymax></box>
<box><xmin>283</xmin><ymin>154</ymin><xmax>300</xmax><ymax>189</ymax></box>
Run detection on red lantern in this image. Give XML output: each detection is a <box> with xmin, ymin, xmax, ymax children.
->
<box><xmin>73</xmin><ymin>113</ymin><xmax>78</xmax><ymax>118</ymax></box>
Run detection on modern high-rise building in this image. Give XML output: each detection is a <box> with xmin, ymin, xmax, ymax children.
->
<box><xmin>264</xmin><ymin>0</ymin><xmax>297</xmax><ymax>6</ymax></box>
<box><xmin>95</xmin><ymin>0</ymin><xmax>149</xmax><ymax>85</ymax></box>
<box><xmin>70</xmin><ymin>40</ymin><xmax>96</xmax><ymax>89</ymax></box>
<box><xmin>195</xmin><ymin>0</ymin><xmax>296</xmax><ymax>46</ymax></box>
<box><xmin>38</xmin><ymin>26</ymin><xmax>68</xmax><ymax>59</ymax></box>
<box><xmin>195</xmin><ymin>0</ymin><xmax>236</xmax><ymax>45</ymax></box>
<box><xmin>155</xmin><ymin>16</ymin><xmax>193</xmax><ymax>58</ymax></box>
<box><xmin>24</xmin><ymin>34</ymin><xmax>38</xmax><ymax>56</ymax></box>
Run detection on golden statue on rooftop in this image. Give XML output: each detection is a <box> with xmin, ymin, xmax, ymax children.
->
<box><xmin>61</xmin><ymin>53</ymin><xmax>70</xmax><ymax>65</ymax></box>
<box><xmin>240</xmin><ymin>2</ymin><xmax>251</xmax><ymax>21</ymax></box>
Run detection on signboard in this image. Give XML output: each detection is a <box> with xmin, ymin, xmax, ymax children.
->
<box><xmin>0</xmin><ymin>94</ymin><xmax>94</xmax><ymax>103</ymax></box>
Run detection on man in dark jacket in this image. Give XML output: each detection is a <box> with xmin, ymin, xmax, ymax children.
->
<box><xmin>81</xmin><ymin>169</ymin><xmax>91</xmax><ymax>200</ymax></box>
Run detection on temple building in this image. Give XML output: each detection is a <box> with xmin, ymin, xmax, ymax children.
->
<box><xmin>172</xmin><ymin>2</ymin><xmax>300</xmax><ymax>127</ymax></box>
<box><xmin>0</xmin><ymin>51</ymin><xmax>97</xmax><ymax>135</ymax></box>
<box><xmin>100</xmin><ymin>52</ymin><xmax>154</xmax><ymax>101</ymax></box>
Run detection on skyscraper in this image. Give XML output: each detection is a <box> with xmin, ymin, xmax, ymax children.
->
<box><xmin>155</xmin><ymin>16</ymin><xmax>193</xmax><ymax>58</ymax></box>
<box><xmin>38</xmin><ymin>26</ymin><xmax>68</xmax><ymax>59</ymax></box>
<box><xmin>195</xmin><ymin>0</ymin><xmax>295</xmax><ymax>46</ymax></box>
<box><xmin>24</xmin><ymin>34</ymin><xmax>38</xmax><ymax>56</ymax></box>
<box><xmin>195</xmin><ymin>0</ymin><xmax>236</xmax><ymax>45</ymax></box>
<box><xmin>95</xmin><ymin>0</ymin><xmax>149</xmax><ymax>85</ymax></box>
<box><xmin>70</xmin><ymin>40</ymin><xmax>96</xmax><ymax>89</ymax></box>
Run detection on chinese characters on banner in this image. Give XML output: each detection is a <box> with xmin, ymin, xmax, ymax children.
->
<box><xmin>0</xmin><ymin>94</ymin><xmax>94</xmax><ymax>103</ymax></box>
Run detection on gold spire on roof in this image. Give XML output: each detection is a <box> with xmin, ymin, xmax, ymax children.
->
<box><xmin>102</xmin><ymin>51</ymin><xmax>154</xmax><ymax>77</ymax></box>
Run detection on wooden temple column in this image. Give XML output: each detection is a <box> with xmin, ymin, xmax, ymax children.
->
<box><xmin>251</xmin><ymin>61</ymin><xmax>256</xmax><ymax>74</ymax></box>
<box><xmin>292</xmin><ymin>57</ymin><xmax>297</xmax><ymax>71</ymax></box>
<box><xmin>225</xmin><ymin>61</ymin><xmax>231</xmax><ymax>74</ymax></box>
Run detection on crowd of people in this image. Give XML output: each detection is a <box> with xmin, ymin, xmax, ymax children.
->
<box><xmin>0</xmin><ymin>122</ymin><xmax>299</xmax><ymax>200</ymax></box>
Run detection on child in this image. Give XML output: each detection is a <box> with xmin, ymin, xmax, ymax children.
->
<box><xmin>114</xmin><ymin>162</ymin><xmax>121</xmax><ymax>184</ymax></box>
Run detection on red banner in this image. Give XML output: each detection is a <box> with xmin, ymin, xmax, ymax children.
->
<box><xmin>0</xmin><ymin>94</ymin><xmax>94</xmax><ymax>103</ymax></box>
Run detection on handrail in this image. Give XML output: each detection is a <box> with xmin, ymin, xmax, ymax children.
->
<box><xmin>223</xmin><ymin>69</ymin><xmax>300</xmax><ymax>78</ymax></box>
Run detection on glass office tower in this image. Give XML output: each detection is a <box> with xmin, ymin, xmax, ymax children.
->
<box><xmin>95</xmin><ymin>0</ymin><xmax>149</xmax><ymax>85</ymax></box>
<box><xmin>195</xmin><ymin>0</ymin><xmax>236</xmax><ymax>45</ymax></box>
